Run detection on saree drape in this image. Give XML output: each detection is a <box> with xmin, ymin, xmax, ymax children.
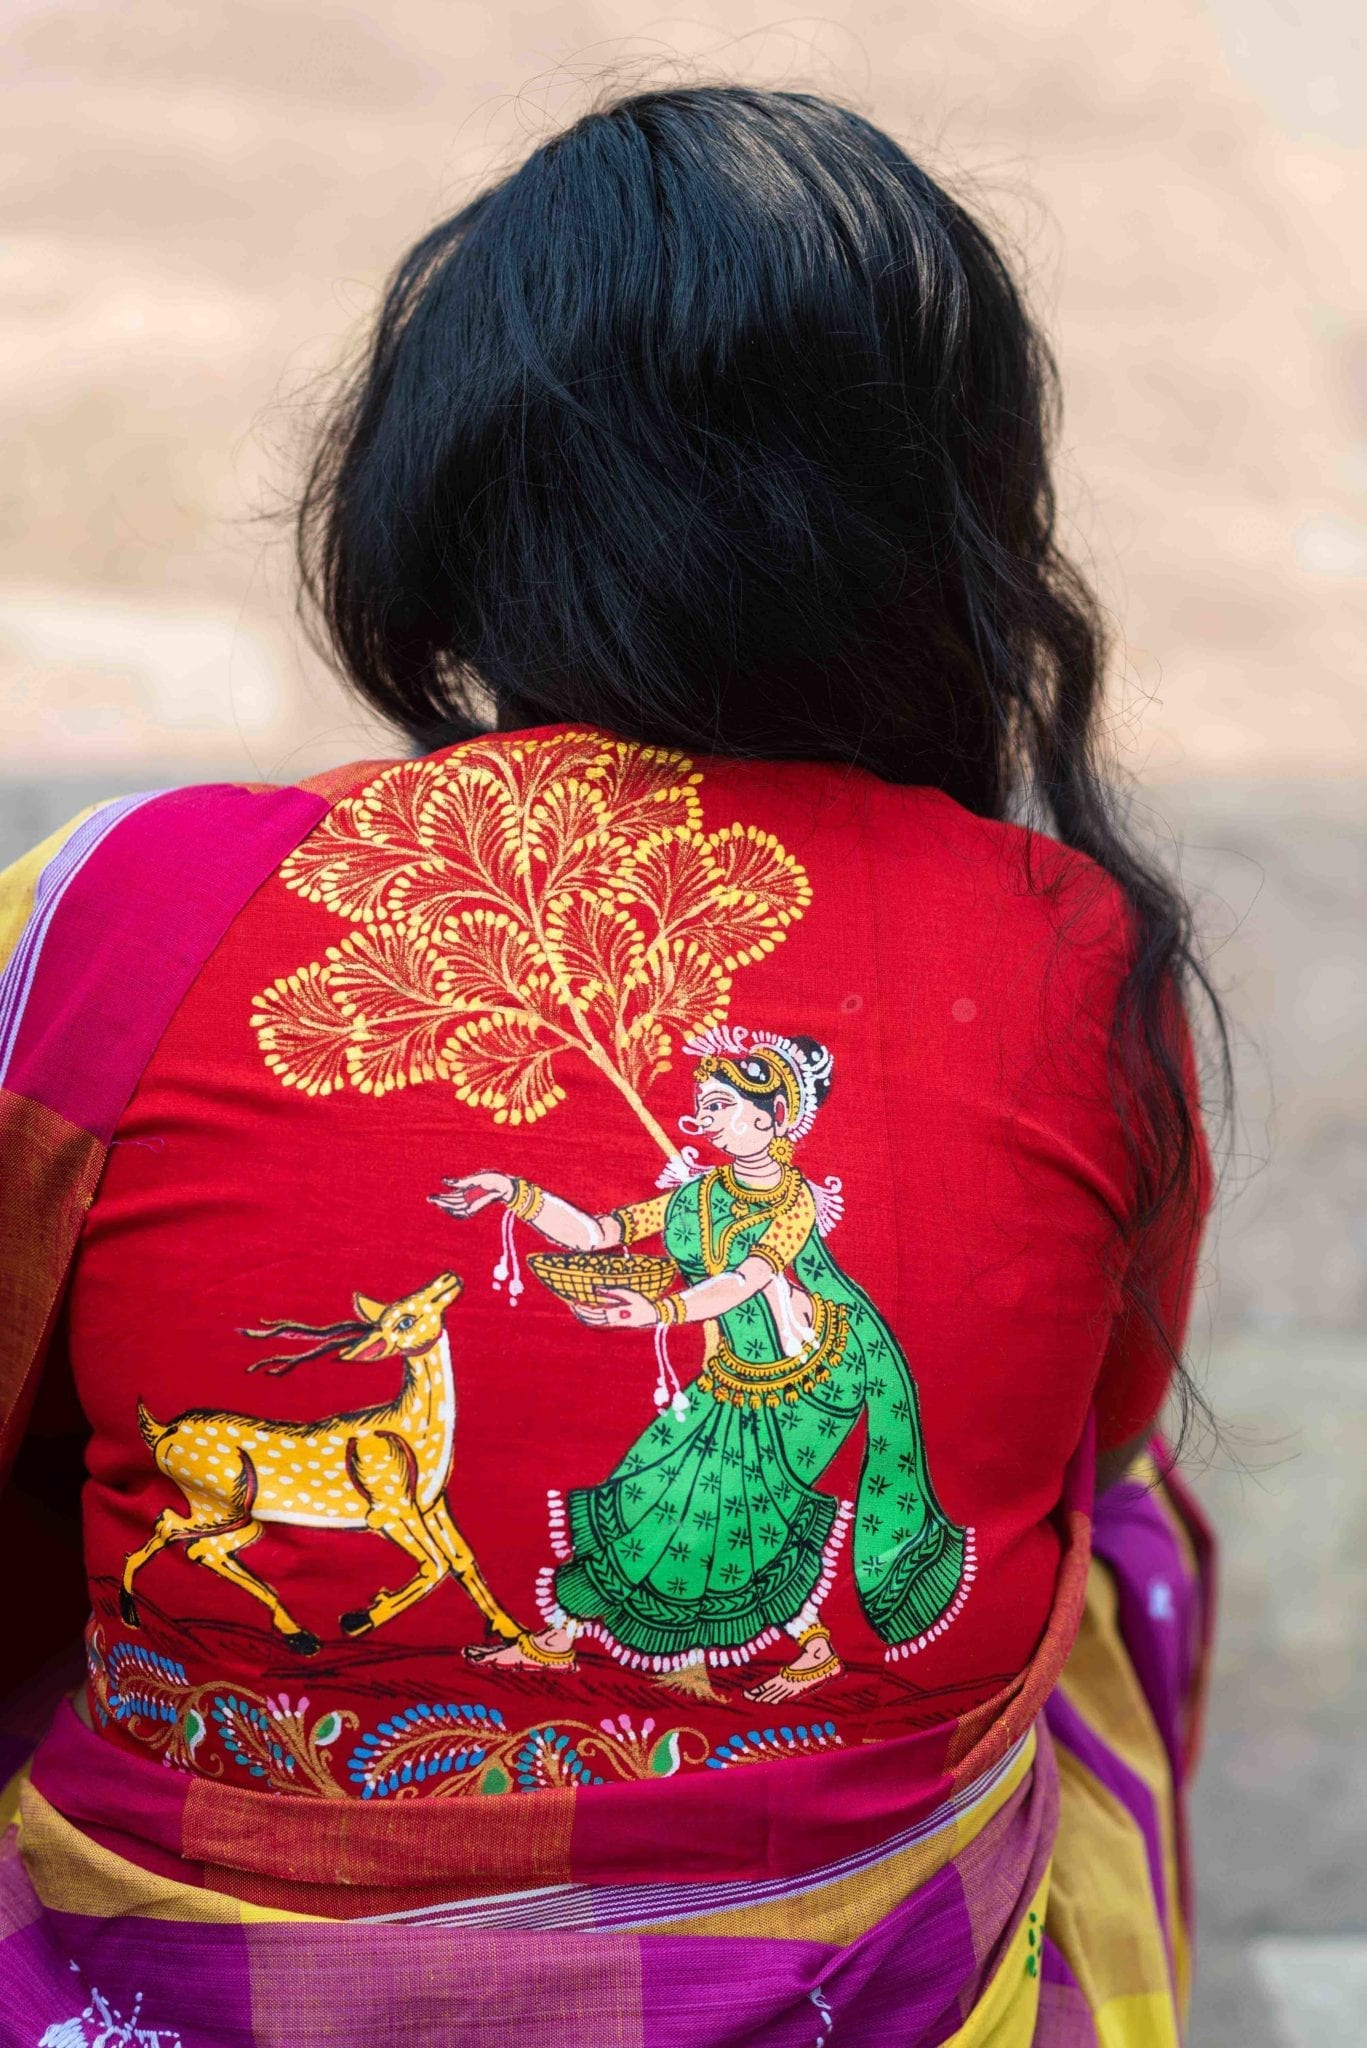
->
<box><xmin>0</xmin><ymin>786</ymin><xmax>1214</xmax><ymax>2047</ymax></box>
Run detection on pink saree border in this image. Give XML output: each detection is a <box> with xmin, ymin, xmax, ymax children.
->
<box><xmin>1</xmin><ymin>783</ymin><xmax>329</xmax><ymax>1144</ymax></box>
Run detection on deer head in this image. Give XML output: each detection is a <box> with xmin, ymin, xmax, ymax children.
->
<box><xmin>343</xmin><ymin>1273</ymin><xmax>464</xmax><ymax>1362</ymax></box>
<box><xmin>243</xmin><ymin>1273</ymin><xmax>464</xmax><ymax>1376</ymax></box>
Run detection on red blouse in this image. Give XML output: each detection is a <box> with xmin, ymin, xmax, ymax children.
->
<box><xmin>67</xmin><ymin>727</ymin><xmax>1205</xmax><ymax>1798</ymax></box>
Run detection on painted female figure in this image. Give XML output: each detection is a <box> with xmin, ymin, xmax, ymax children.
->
<box><xmin>435</xmin><ymin>1029</ymin><xmax>972</xmax><ymax>1704</ymax></box>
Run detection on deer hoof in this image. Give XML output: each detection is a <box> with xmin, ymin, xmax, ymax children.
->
<box><xmin>282</xmin><ymin>1628</ymin><xmax>321</xmax><ymax>1657</ymax></box>
<box><xmin>339</xmin><ymin>1609</ymin><xmax>374</xmax><ymax>1638</ymax></box>
<box><xmin>119</xmin><ymin>1590</ymin><xmax>141</xmax><ymax>1629</ymax></box>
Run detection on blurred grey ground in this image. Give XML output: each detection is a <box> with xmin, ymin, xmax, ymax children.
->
<box><xmin>1</xmin><ymin>1</ymin><xmax>1364</xmax><ymax>2040</ymax></box>
<box><xmin>1168</xmin><ymin>782</ymin><xmax>1367</xmax><ymax>2046</ymax></box>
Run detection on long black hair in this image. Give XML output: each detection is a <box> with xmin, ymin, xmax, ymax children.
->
<box><xmin>296</xmin><ymin>84</ymin><xmax>1227</xmax><ymax>1431</ymax></box>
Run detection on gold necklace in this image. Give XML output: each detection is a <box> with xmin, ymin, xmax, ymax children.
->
<box><xmin>719</xmin><ymin>1161</ymin><xmax>797</xmax><ymax>1205</ymax></box>
<box><xmin>700</xmin><ymin>1164</ymin><xmax>803</xmax><ymax>1274</ymax></box>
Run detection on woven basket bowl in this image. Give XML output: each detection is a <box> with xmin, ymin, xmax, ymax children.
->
<box><xmin>526</xmin><ymin>1251</ymin><xmax>681</xmax><ymax>1306</ymax></box>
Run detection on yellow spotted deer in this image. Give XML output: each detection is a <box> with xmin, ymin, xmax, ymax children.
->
<box><xmin>122</xmin><ymin>1272</ymin><xmax>528</xmax><ymax>1657</ymax></box>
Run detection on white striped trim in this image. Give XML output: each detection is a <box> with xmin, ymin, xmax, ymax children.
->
<box><xmin>0</xmin><ymin>792</ymin><xmax>157</xmax><ymax>1084</ymax></box>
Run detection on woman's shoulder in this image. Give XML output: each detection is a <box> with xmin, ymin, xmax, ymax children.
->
<box><xmin>878</xmin><ymin>783</ymin><xmax>1135</xmax><ymax>961</ymax></box>
<box><xmin>725</xmin><ymin>750</ymin><xmax>1133</xmax><ymax>940</ymax></box>
<box><xmin>0</xmin><ymin>775</ymin><xmax>375</xmax><ymax>1132</ymax></box>
<box><xmin>0</xmin><ymin>759</ymin><xmax>399</xmax><ymax>925</ymax></box>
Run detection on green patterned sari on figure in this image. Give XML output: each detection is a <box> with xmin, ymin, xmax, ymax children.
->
<box><xmin>549</xmin><ymin>1164</ymin><xmax>970</xmax><ymax>1665</ymax></box>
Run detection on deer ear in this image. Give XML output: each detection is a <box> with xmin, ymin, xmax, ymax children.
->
<box><xmin>353</xmin><ymin>1293</ymin><xmax>385</xmax><ymax>1323</ymax></box>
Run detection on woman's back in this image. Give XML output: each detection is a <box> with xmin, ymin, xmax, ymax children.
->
<box><xmin>70</xmin><ymin>725</ymin><xmax>1172</xmax><ymax>1792</ymax></box>
<box><xmin>1</xmin><ymin>82</ymin><xmax>1219</xmax><ymax>2044</ymax></box>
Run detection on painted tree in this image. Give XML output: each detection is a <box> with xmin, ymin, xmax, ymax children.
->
<box><xmin>251</xmin><ymin>732</ymin><xmax>811</xmax><ymax>1156</ymax></box>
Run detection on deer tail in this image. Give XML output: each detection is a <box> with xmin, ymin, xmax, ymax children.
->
<box><xmin>136</xmin><ymin>1399</ymin><xmax>168</xmax><ymax>1451</ymax></box>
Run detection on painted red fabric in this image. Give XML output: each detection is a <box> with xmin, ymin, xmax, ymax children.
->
<box><xmin>65</xmin><ymin>726</ymin><xmax>1207</xmax><ymax>1794</ymax></box>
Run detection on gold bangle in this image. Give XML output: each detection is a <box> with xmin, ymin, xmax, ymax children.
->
<box><xmin>508</xmin><ymin>1177</ymin><xmax>545</xmax><ymax>1223</ymax></box>
<box><xmin>655</xmin><ymin>1292</ymin><xmax>687</xmax><ymax>1327</ymax></box>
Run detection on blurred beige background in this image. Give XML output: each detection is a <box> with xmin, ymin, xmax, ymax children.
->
<box><xmin>2</xmin><ymin>5</ymin><xmax>1364</xmax><ymax>2041</ymax></box>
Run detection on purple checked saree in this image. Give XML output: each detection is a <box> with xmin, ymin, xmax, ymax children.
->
<box><xmin>0</xmin><ymin>785</ymin><xmax>1215</xmax><ymax>2047</ymax></box>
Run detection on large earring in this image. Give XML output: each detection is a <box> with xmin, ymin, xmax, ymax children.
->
<box><xmin>770</xmin><ymin>1135</ymin><xmax>795</xmax><ymax>1166</ymax></box>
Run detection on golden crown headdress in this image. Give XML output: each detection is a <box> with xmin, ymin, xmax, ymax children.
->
<box><xmin>684</xmin><ymin>1025</ymin><xmax>832</xmax><ymax>1143</ymax></box>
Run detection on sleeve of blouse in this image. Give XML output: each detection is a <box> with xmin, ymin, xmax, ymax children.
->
<box><xmin>612</xmin><ymin>1192</ymin><xmax>671</xmax><ymax>1245</ymax></box>
<box><xmin>1093</xmin><ymin>1003</ymin><xmax>1214</xmax><ymax>1453</ymax></box>
<box><xmin>751</xmin><ymin>1182</ymin><xmax>819</xmax><ymax>1274</ymax></box>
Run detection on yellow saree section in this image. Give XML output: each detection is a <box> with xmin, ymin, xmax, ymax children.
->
<box><xmin>6</xmin><ymin>1529</ymin><xmax>1200</xmax><ymax>2047</ymax></box>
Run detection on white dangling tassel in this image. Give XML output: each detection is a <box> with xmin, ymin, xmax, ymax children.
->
<box><xmin>653</xmin><ymin>1323</ymin><xmax>690</xmax><ymax>1417</ymax></box>
<box><xmin>492</xmin><ymin>1203</ymin><xmax>523</xmax><ymax>1305</ymax></box>
<box><xmin>774</xmin><ymin>1275</ymin><xmax>817</xmax><ymax>1360</ymax></box>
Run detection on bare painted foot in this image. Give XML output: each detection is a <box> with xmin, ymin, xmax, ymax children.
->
<box><xmin>464</xmin><ymin>1627</ymin><xmax>576</xmax><ymax>1670</ymax></box>
<box><xmin>743</xmin><ymin>1634</ymin><xmax>842</xmax><ymax>1704</ymax></box>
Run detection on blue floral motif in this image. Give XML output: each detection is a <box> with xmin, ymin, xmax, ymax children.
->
<box><xmin>87</xmin><ymin>1633</ymin><xmax>711</xmax><ymax>1798</ymax></box>
<box><xmin>347</xmin><ymin>1702</ymin><xmax>504</xmax><ymax>1800</ymax></box>
<box><xmin>213</xmin><ymin>1694</ymin><xmax>296</xmax><ymax>1780</ymax></box>
<box><xmin>705</xmin><ymin>1721</ymin><xmax>841</xmax><ymax>1769</ymax></box>
<box><xmin>105</xmin><ymin>1642</ymin><xmax>187</xmax><ymax>1726</ymax></box>
<box><xmin>513</xmin><ymin>1727</ymin><xmax>605</xmax><ymax>1790</ymax></box>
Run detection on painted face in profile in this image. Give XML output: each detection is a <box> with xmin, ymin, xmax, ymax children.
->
<box><xmin>679</xmin><ymin>1080</ymin><xmax>779</xmax><ymax>1159</ymax></box>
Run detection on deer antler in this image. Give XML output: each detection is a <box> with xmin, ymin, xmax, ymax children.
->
<box><xmin>240</xmin><ymin>1317</ymin><xmax>370</xmax><ymax>1376</ymax></box>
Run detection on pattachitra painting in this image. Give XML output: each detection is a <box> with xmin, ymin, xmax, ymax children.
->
<box><xmin>85</xmin><ymin>732</ymin><xmax>986</xmax><ymax>1796</ymax></box>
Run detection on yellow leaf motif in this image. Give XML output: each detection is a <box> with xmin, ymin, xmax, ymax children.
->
<box><xmin>578</xmin><ymin>741</ymin><xmax>704</xmax><ymax>850</ymax></box>
<box><xmin>442</xmin><ymin>1014</ymin><xmax>567</xmax><ymax>1126</ymax></box>
<box><xmin>278</xmin><ymin>803</ymin><xmax>429</xmax><ymax>928</ymax></box>
<box><xmin>544</xmin><ymin>893</ymin><xmax>647</xmax><ymax>1011</ymax></box>
<box><xmin>696</xmin><ymin>825</ymin><xmax>814</xmax><ymax>969</ymax></box>
<box><xmin>431</xmin><ymin>910</ymin><xmax>550</xmax><ymax>1016</ymax></box>
<box><xmin>250</xmin><ymin>961</ymin><xmax>352</xmax><ymax>1098</ymax></box>
<box><xmin>630</xmin><ymin>937</ymin><xmax>732</xmax><ymax>1043</ymax></box>
<box><xmin>325</xmin><ymin>925</ymin><xmax>456</xmax><ymax>1098</ymax></box>
<box><xmin>612</xmin><ymin>827</ymin><xmax>713</xmax><ymax>935</ymax></box>
<box><xmin>254</xmin><ymin>734</ymin><xmax>811</xmax><ymax>1155</ymax></box>
<box><xmin>620</xmin><ymin>1012</ymin><xmax>674</xmax><ymax>1094</ymax></box>
<box><xmin>350</xmin><ymin>755</ymin><xmax>456</xmax><ymax>855</ymax></box>
<box><xmin>521</xmin><ymin>775</ymin><xmax>612</xmax><ymax>892</ymax></box>
<box><xmin>398</xmin><ymin>765</ymin><xmax>521</xmax><ymax>926</ymax></box>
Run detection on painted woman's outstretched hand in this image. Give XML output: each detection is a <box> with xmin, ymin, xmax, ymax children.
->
<box><xmin>430</xmin><ymin>1172</ymin><xmax>513</xmax><ymax>1219</ymax></box>
<box><xmin>573</xmin><ymin>1287</ymin><xmax>657</xmax><ymax>1330</ymax></box>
